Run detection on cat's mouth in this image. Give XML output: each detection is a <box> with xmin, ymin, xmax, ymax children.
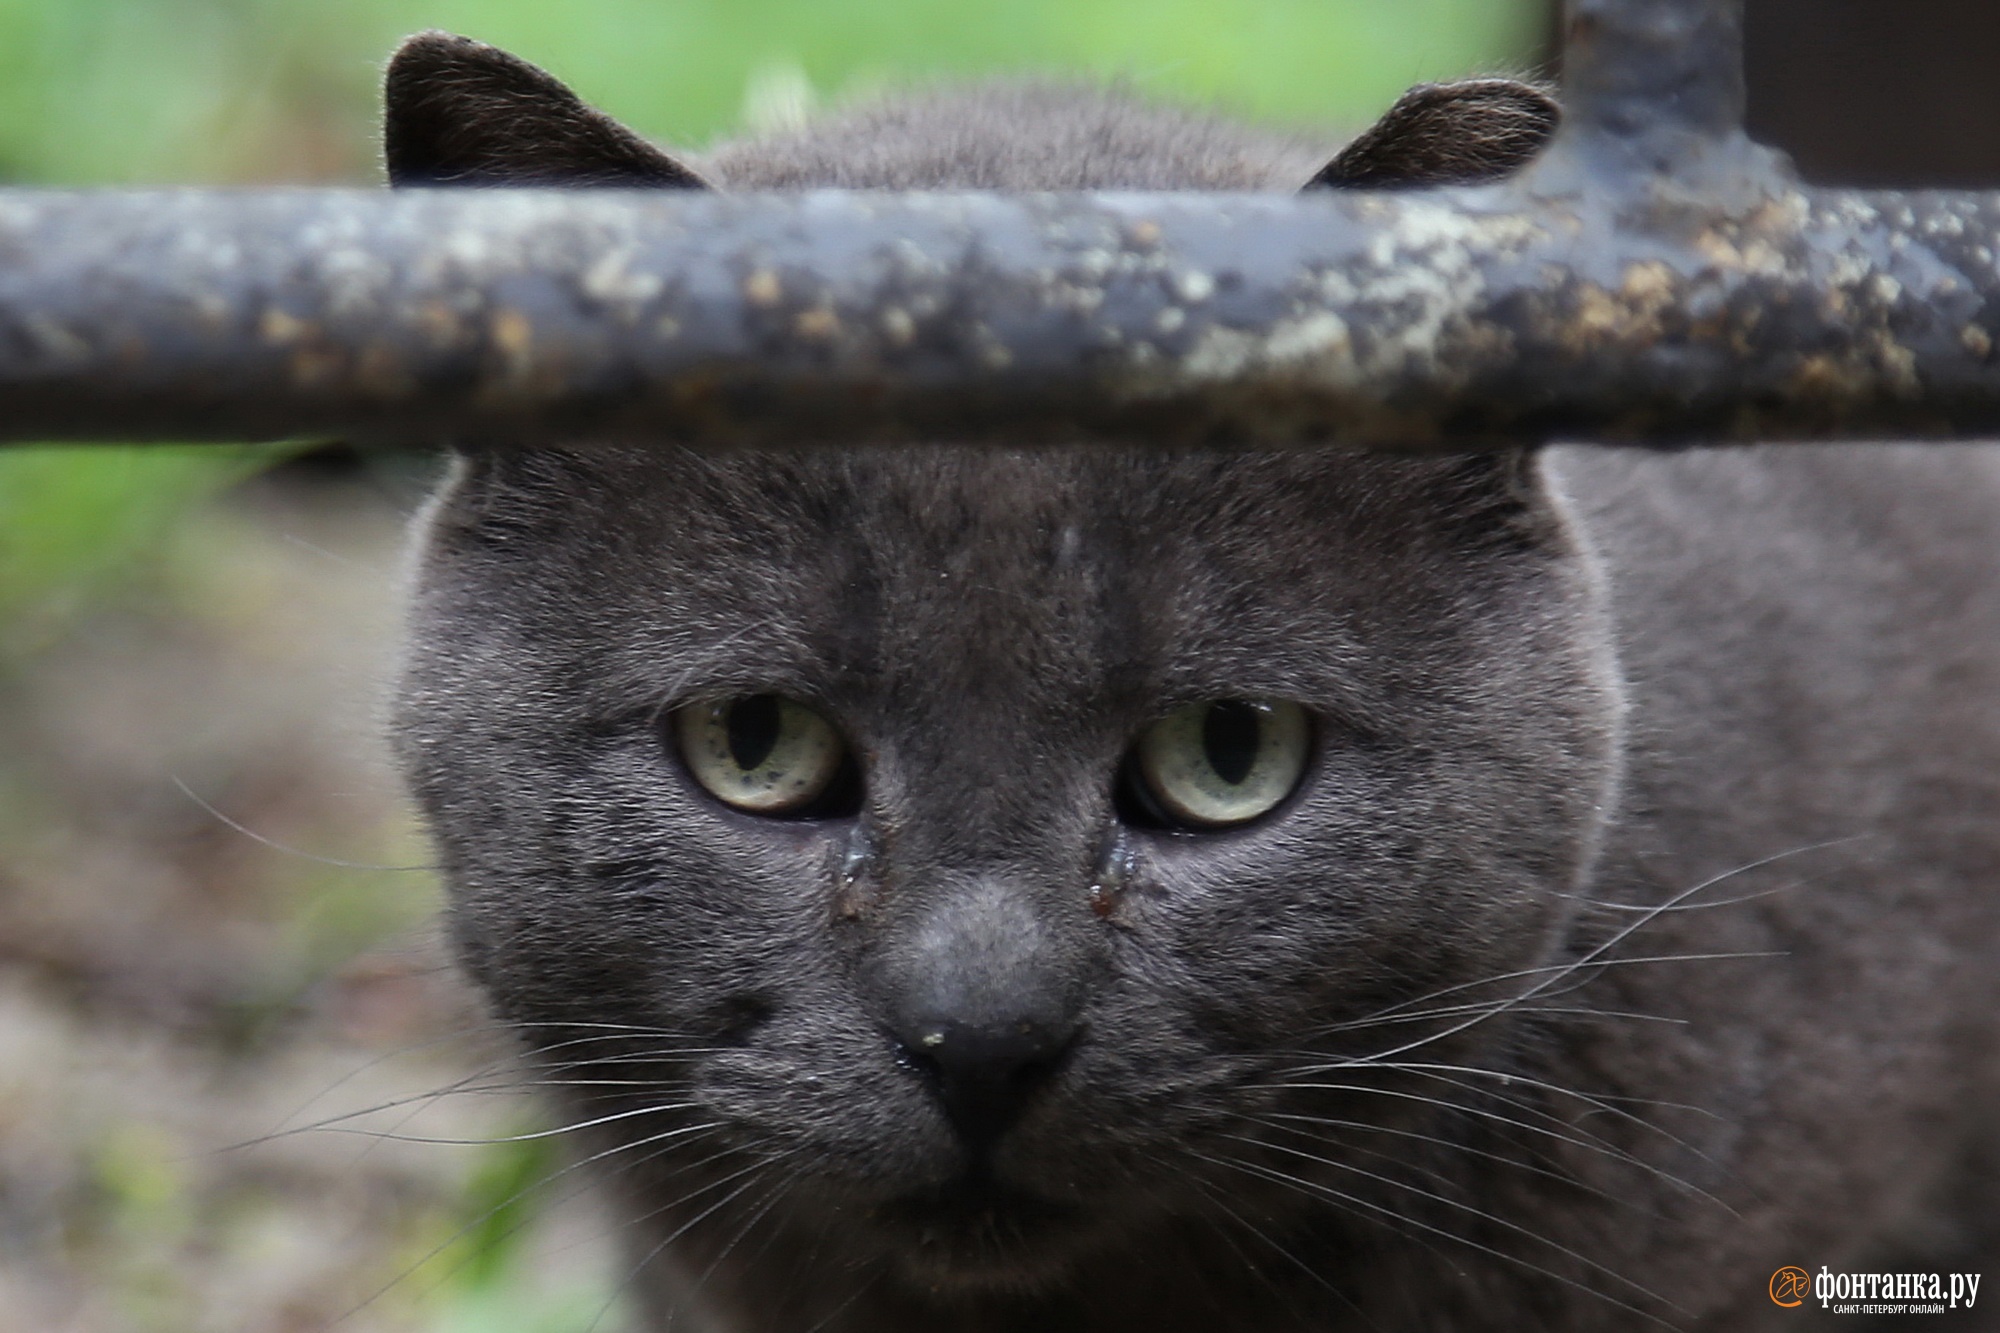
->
<box><xmin>872</xmin><ymin>1181</ymin><xmax>1089</xmax><ymax>1287</ymax></box>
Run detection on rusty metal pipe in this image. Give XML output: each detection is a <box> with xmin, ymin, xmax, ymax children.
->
<box><xmin>4</xmin><ymin>174</ymin><xmax>1997</xmax><ymax>449</ymax></box>
<box><xmin>4</xmin><ymin>0</ymin><xmax>1995</xmax><ymax>451</ymax></box>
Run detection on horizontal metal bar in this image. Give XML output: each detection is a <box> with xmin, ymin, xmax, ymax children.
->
<box><xmin>4</xmin><ymin>164</ymin><xmax>1999</xmax><ymax>448</ymax></box>
<box><xmin>0</xmin><ymin>2</ymin><xmax>1985</xmax><ymax>451</ymax></box>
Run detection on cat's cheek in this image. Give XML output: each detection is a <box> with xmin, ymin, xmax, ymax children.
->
<box><xmin>1101</xmin><ymin>819</ymin><xmax>1549</xmax><ymax>1059</ymax></box>
<box><xmin>692</xmin><ymin>1043</ymin><xmax>962</xmax><ymax>1191</ymax></box>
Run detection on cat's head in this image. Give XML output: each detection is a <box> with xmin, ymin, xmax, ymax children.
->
<box><xmin>389</xmin><ymin>39</ymin><xmax>1610</xmax><ymax>1292</ymax></box>
<box><xmin>381</xmin><ymin>31</ymin><xmax>1559</xmax><ymax>192</ymax></box>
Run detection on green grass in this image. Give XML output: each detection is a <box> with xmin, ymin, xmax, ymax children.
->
<box><xmin>0</xmin><ymin>0</ymin><xmax>1544</xmax><ymax>184</ymax></box>
<box><xmin>0</xmin><ymin>445</ymin><xmax>287</xmax><ymax>658</ymax></box>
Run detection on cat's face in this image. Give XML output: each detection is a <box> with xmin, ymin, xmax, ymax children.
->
<box><xmin>396</xmin><ymin>444</ymin><xmax>1623</xmax><ymax>1286</ymax></box>
<box><xmin>383</xmin><ymin>32</ymin><xmax>1596</xmax><ymax>1294</ymax></box>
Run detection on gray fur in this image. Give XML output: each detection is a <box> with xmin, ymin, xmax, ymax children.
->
<box><xmin>699</xmin><ymin>81</ymin><xmax>1327</xmax><ymax>190</ymax></box>
<box><xmin>389</xmin><ymin>40</ymin><xmax>2000</xmax><ymax>1333</ymax></box>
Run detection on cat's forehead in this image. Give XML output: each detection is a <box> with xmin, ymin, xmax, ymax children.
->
<box><xmin>558</xmin><ymin>446</ymin><xmax>1475</xmax><ymax>618</ymax></box>
<box><xmin>577</xmin><ymin>445</ymin><xmax>1458</xmax><ymax>558</ymax></box>
<box><xmin>470</xmin><ymin>445</ymin><xmax>1517</xmax><ymax>716</ymax></box>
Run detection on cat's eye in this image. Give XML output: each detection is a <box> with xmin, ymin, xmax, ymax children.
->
<box><xmin>1124</xmin><ymin>699</ymin><xmax>1309</xmax><ymax>829</ymax></box>
<box><xmin>673</xmin><ymin>695</ymin><xmax>855</xmax><ymax>817</ymax></box>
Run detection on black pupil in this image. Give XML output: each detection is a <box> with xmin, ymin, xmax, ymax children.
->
<box><xmin>727</xmin><ymin>695</ymin><xmax>784</xmax><ymax>771</ymax></box>
<box><xmin>1202</xmin><ymin>701</ymin><xmax>1263</xmax><ymax>786</ymax></box>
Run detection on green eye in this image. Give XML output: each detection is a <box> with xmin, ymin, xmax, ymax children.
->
<box><xmin>674</xmin><ymin>695</ymin><xmax>850</xmax><ymax>815</ymax></box>
<box><xmin>1130</xmin><ymin>700</ymin><xmax>1309</xmax><ymax>828</ymax></box>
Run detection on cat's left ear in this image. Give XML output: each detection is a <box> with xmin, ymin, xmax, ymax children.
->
<box><xmin>1427</xmin><ymin>448</ymin><xmax>1569</xmax><ymax>554</ymax></box>
<box><xmin>384</xmin><ymin>32</ymin><xmax>710</xmax><ymax>188</ymax></box>
<box><xmin>1303</xmin><ymin>79</ymin><xmax>1559</xmax><ymax>191</ymax></box>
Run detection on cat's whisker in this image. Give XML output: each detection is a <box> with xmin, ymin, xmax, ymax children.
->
<box><xmin>1362</xmin><ymin>1059</ymin><xmax>1721</xmax><ymax>1120</ymax></box>
<box><xmin>1243</xmin><ymin>1110</ymin><xmax>1639</xmax><ymax>1211</ymax></box>
<box><xmin>695</xmin><ymin>1174</ymin><xmax>798</xmax><ymax>1290</ymax></box>
<box><xmin>798</xmin><ymin>1269</ymin><xmax>886</xmax><ymax>1333</ymax></box>
<box><xmin>1274</xmin><ymin>1055</ymin><xmax>1728</xmax><ymax>1180</ymax></box>
<box><xmin>605</xmin><ymin>1141</ymin><xmax>801</xmax><ymax>1229</ymax></box>
<box><xmin>1218</xmin><ymin>1133</ymin><xmax>1690</xmax><ymax>1318</ymax></box>
<box><xmin>1567</xmin><ymin>881</ymin><xmax>1799</xmax><ymax>914</ymax></box>
<box><xmin>595</xmin><ymin>1168</ymin><xmax>800</xmax><ymax>1333</ymax></box>
<box><xmin>1557</xmin><ymin>835</ymin><xmax>1865</xmax><ymax>915</ymax></box>
<box><xmin>246</xmin><ymin>1017</ymin><xmax>664</xmax><ymax>1151</ymax></box>
<box><xmin>241</xmin><ymin>1032</ymin><xmax>713</xmax><ymax>1147</ymax></box>
<box><xmin>484</xmin><ymin>1018</ymin><xmax>723</xmax><ymax>1039</ymax></box>
<box><xmin>257</xmin><ymin>1025</ymin><xmax>515</xmax><ymax>1141</ymax></box>
<box><xmin>701</xmin><ymin>1173</ymin><xmax>798</xmax><ymax>1288</ymax></box>
<box><xmin>772</xmin><ymin>1194</ymin><xmax>846</xmax><ymax>1329</ymax></box>
<box><xmin>524</xmin><ymin>1072</ymin><xmax>704</xmax><ymax>1080</ymax></box>
<box><xmin>1238</xmin><ymin>1114</ymin><xmax>1526</xmax><ymax>1226</ymax></box>
<box><xmin>1373</xmin><ymin>846</ymin><xmax>1845</xmax><ymax>1037</ymax></box>
<box><xmin>1189</xmin><ymin>1144</ymin><xmax>1680</xmax><ymax>1327</ymax></box>
<box><xmin>282</xmin><ymin>1100</ymin><xmax>703</xmax><ymax>1148</ymax></box>
<box><xmin>1275</xmin><ymin>1055</ymin><xmax>1719</xmax><ymax>1125</ymax></box>
<box><xmin>241</xmin><ymin>1075</ymin><xmax>696</xmax><ymax>1150</ymax></box>
<box><xmin>1243</xmin><ymin>1075</ymin><xmax>1728</xmax><ymax>1209</ymax></box>
<box><xmin>1290</xmin><ymin>999</ymin><xmax>1690</xmax><ymax>1039</ymax></box>
<box><xmin>1323</xmin><ymin>1063</ymin><xmax>1739</xmax><ymax>1217</ymax></box>
<box><xmin>331</xmin><ymin>1119</ymin><xmax>733</xmax><ymax>1326</ymax></box>
<box><xmin>242</xmin><ymin>1072</ymin><xmax>523</xmax><ymax>1152</ymax></box>
<box><xmin>500</xmin><ymin>1031</ymin><xmax>731</xmax><ymax>1055</ymax></box>
<box><xmin>415</xmin><ymin>1127</ymin><xmax>777</xmax><ymax>1330</ymax></box>
<box><xmin>1294</xmin><ymin>837</ymin><xmax>1855</xmax><ymax>1053</ymax></box>
<box><xmin>1340</xmin><ymin>951</ymin><xmax>1783</xmax><ymax>1068</ymax></box>
<box><xmin>167</xmin><ymin>774</ymin><xmax>442</xmax><ymax>872</ymax></box>
<box><xmin>1289</xmin><ymin>951</ymin><xmax>1754</xmax><ymax>1047</ymax></box>
<box><xmin>535</xmin><ymin>1048</ymin><xmax>735</xmax><ymax>1074</ymax></box>
<box><xmin>590</xmin><ymin>1153</ymin><xmax>804</xmax><ymax>1333</ymax></box>
<box><xmin>1240</xmin><ymin>1080</ymin><xmax>1645</xmax><ymax>1182</ymax></box>
<box><xmin>551</xmin><ymin>1118</ymin><xmax>733</xmax><ymax>1183</ymax></box>
<box><xmin>252</xmin><ymin>1019</ymin><xmax>728</xmax><ymax>1147</ymax></box>
<box><xmin>442</xmin><ymin>1130</ymin><xmax>784</xmax><ymax>1333</ymax></box>
<box><xmin>1151</xmin><ymin>1160</ymin><xmax>1344</xmax><ymax>1327</ymax></box>
<box><xmin>1176</xmin><ymin>1149</ymin><xmax>1467</xmax><ymax>1329</ymax></box>
<box><xmin>1342</xmin><ymin>1055</ymin><xmax>1737</xmax><ymax>1186</ymax></box>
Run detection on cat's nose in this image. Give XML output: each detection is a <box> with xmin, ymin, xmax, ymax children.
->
<box><xmin>875</xmin><ymin>879</ymin><xmax>1087</xmax><ymax>1155</ymax></box>
<box><xmin>891</xmin><ymin>1012</ymin><xmax>1077</xmax><ymax>1152</ymax></box>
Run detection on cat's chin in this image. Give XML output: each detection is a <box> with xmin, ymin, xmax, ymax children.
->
<box><xmin>869</xmin><ymin>1183</ymin><xmax>1099</xmax><ymax>1293</ymax></box>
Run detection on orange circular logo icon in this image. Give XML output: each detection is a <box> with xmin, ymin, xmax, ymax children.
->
<box><xmin>1770</xmin><ymin>1266</ymin><xmax>1810</xmax><ymax>1308</ymax></box>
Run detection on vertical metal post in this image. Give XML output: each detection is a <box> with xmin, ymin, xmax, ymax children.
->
<box><xmin>1558</xmin><ymin>0</ymin><xmax>1748</xmax><ymax>171</ymax></box>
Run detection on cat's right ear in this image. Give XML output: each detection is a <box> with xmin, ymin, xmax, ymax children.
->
<box><xmin>384</xmin><ymin>32</ymin><xmax>710</xmax><ymax>189</ymax></box>
<box><xmin>1303</xmin><ymin>79</ymin><xmax>1559</xmax><ymax>191</ymax></box>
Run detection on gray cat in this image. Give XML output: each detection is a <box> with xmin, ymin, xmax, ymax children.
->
<box><xmin>386</xmin><ymin>33</ymin><xmax>2000</xmax><ymax>1332</ymax></box>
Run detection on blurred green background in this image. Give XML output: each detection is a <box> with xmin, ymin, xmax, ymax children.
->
<box><xmin>0</xmin><ymin>2</ymin><xmax>1543</xmax><ymax>1329</ymax></box>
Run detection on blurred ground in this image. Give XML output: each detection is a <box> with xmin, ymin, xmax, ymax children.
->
<box><xmin>0</xmin><ymin>458</ymin><xmax>616</xmax><ymax>1332</ymax></box>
